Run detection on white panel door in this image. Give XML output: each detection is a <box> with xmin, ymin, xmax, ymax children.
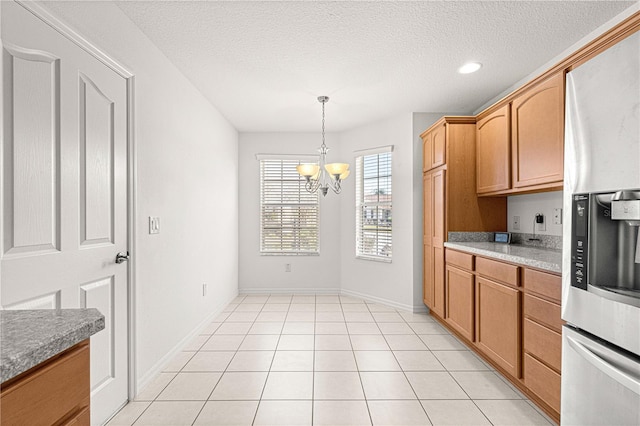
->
<box><xmin>1</xmin><ymin>2</ymin><xmax>129</xmax><ymax>424</ymax></box>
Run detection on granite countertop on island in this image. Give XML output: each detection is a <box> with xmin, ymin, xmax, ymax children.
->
<box><xmin>444</xmin><ymin>241</ymin><xmax>562</xmax><ymax>274</ymax></box>
<box><xmin>1</xmin><ymin>309</ymin><xmax>105</xmax><ymax>383</ymax></box>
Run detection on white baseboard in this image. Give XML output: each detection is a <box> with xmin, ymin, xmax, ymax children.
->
<box><xmin>239</xmin><ymin>287</ymin><xmax>341</xmax><ymax>295</ymax></box>
<box><xmin>339</xmin><ymin>289</ymin><xmax>427</xmax><ymax>313</ymax></box>
<box><xmin>135</xmin><ymin>290</ymin><xmax>238</xmax><ymax>395</ymax></box>
<box><xmin>239</xmin><ymin>287</ymin><xmax>428</xmax><ymax>314</ymax></box>
<box><xmin>413</xmin><ymin>304</ymin><xmax>430</xmax><ymax>314</ymax></box>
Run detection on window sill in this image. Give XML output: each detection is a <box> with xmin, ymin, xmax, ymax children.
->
<box><xmin>356</xmin><ymin>255</ymin><xmax>392</xmax><ymax>263</ymax></box>
<box><xmin>260</xmin><ymin>252</ymin><xmax>320</xmax><ymax>257</ymax></box>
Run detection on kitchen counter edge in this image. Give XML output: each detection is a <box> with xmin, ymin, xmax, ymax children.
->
<box><xmin>444</xmin><ymin>241</ymin><xmax>562</xmax><ymax>274</ymax></box>
<box><xmin>1</xmin><ymin>308</ymin><xmax>105</xmax><ymax>383</ymax></box>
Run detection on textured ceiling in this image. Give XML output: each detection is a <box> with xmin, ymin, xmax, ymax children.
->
<box><xmin>109</xmin><ymin>1</ymin><xmax>635</xmax><ymax>132</ymax></box>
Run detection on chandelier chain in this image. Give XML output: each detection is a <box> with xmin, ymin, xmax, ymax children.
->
<box><xmin>321</xmin><ymin>100</ymin><xmax>326</xmax><ymax>149</ymax></box>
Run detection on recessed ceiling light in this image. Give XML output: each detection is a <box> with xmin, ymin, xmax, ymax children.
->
<box><xmin>458</xmin><ymin>62</ymin><xmax>482</xmax><ymax>74</ymax></box>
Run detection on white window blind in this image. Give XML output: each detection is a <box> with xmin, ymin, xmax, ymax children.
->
<box><xmin>260</xmin><ymin>158</ymin><xmax>319</xmax><ymax>255</ymax></box>
<box><xmin>355</xmin><ymin>149</ymin><xmax>392</xmax><ymax>261</ymax></box>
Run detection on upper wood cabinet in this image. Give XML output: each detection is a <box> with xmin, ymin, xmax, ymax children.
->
<box><xmin>431</xmin><ymin>123</ymin><xmax>446</xmax><ymax>169</ymax></box>
<box><xmin>422</xmin><ymin>123</ymin><xmax>446</xmax><ymax>172</ymax></box>
<box><xmin>476</xmin><ymin>105</ymin><xmax>511</xmax><ymax>194</ymax></box>
<box><xmin>422</xmin><ymin>117</ymin><xmax>506</xmax><ymax>315</ymax></box>
<box><xmin>476</xmin><ymin>71</ymin><xmax>565</xmax><ymax>196</ymax></box>
<box><xmin>511</xmin><ymin>72</ymin><xmax>565</xmax><ymax>188</ymax></box>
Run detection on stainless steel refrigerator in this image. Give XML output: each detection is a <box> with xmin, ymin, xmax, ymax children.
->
<box><xmin>561</xmin><ymin>31</ymin><xmax>640</xmax><ymax>425</ymax></box>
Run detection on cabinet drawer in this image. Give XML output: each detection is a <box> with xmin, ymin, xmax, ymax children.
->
<box><xmin>63</xmin><ymin>406</ymin><xmax>90</xmax><ymax>426</ymax></box>
<box><xmin>524</xmin><ymin>294</ymin><xmax>562</xmax><ymax>333</ymax></box>
<box><xmin>446</xmin><ymin>249</ymin><xmax>474</xmax><ymax>271</ymax></box>
<box><xmin>0</xmin><ymin>341</ymin><xmax>90</xmax><ymax>426</ymax></box>
<box><xmin>524</xmin><ymin>353</ymin><xmax>561</xmax><ymax>414</ymax></box>
<box><xmin>524</xmin><ymin>318</ymin><xmax>562</xmax><ymax>371</ymax></box>
<box><xmin>476</xmin><ymin>257</ymin><xmax>519</xmax><ymax>287</ymax></box>
<box><xmin>524</xmin><ymin>268</ymin><xmax>561</xmax><ymax>302</ymax></box>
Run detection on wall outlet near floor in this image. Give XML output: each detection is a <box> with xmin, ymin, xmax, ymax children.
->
<box><xmin>553</xmin><ymin>208</ymin><xmax>563</xmax><ymax>225</ymax></box>
<box><xmin>202</xmin><ymin>283</ymin><xmax>207</xmax><ymax>296</ymax></box>
<box><xmin>513</xmin><ymin>216</ymin><xmax>520</xmax><ymax>230</ymax></box>
<box><xmin>285</xmin><ymin>263</ymin><xmax>291</xmax><ymax>272</ymax></box>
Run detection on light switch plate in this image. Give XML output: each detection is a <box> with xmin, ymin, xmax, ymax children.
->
<box><xmin>149</xmin><ymin>216</ymin><xmax>160</xmax><ymax>234</ymax></box>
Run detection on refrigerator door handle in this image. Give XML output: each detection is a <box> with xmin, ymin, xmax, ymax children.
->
<box><xmin>567</xmin><ymin>335</ymin><xmax>640</xmax><ymax>396</ymax></box>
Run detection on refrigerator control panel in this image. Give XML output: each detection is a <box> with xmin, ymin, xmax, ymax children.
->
<box><xmin>571</xmin><ymin>194</ymin><xmax>589</xmax><ymax>290</ymax></box>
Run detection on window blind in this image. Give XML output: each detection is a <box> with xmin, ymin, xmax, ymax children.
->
<box><xmin>355</xmin><ymin>150</ymin><xmax>392</xmax><ymax>261</ymax></box>
<box><xmin>260</xmin><ymin>159</ymin><xmax>319</xmax><ymax>255</ymax></box>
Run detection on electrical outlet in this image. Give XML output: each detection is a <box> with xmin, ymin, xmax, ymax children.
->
<box><xmin>202</xmin><ymin>283</ymin><xmax>207</xmax><ymax>296</ymax></box>
<box><xmin>553</xmin><ymin>208</ymin><xmax>563</xmax><ymax>225</ymax></box>
<box><xmin>149</xmin><ymin>216</ymin><xmax>160</xmax><ymax>234</ymax></box>
<box><xmin>536</xmin><ymin>213</ymin><xmax>546</xmax><ymax>231</ymax></box>
<box><xmin>285</xmin><ymin>263</ymin><xmax>291</xmax><ymax>272</ymax></box>
<box><xmin>513</xmin><ymin>216</ymin><xmax>520</xmax><ymax>230</ymax></box>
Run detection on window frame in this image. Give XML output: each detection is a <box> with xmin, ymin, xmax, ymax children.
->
<box><xmin>355</xmin><ymin>146</ymin><xmax>393</xmax><ymax>262</ymax></box>
<box><xmin>258</xmin><ymin>154</ymin><xmax>320</xmax><ymax>256</ymax></box>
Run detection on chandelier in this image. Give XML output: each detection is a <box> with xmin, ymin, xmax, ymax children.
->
<box><xmin>296</xmin><ymin>96</ymin><xmax>350</xmax><ymax>196</ymax></box>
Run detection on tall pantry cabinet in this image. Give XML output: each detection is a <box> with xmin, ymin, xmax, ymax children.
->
<box><xmin>422</xmin><ymin>117</ymin><xmax>507</xmax><ymax>317</ymax></box>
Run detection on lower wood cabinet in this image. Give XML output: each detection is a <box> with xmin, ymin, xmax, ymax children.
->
<box><xmin>0</xmin><ymin>340</ymin><xmax>90</xmax><ymax>426</ymax></box>
<box><xmin>524</xmin><ymin>318</ymin><xmax>562</xmax><ymax>370</ymax></box>
<box><xmin>475</xmin><ymin>276</ymin><xmax>521</xmax><ymax>378</ymax></box>
<box><xmin>524</xmin><ymin>353</ymin><xmax>561</xmax><ymax>413</ymax></box>
<box><xmin>445</xmin><ymin>264</ymin><xmax>475</xmax><ymax>341</ymax></box>
<box><xmin>442</xmin><ymin>249</ymin><xmax>562</xmax><ymax>423</ymax></box>
<box><xmin>522</xmin><ymin>270</ymin><xmax>563</xmax><ymax>418</ymax></box>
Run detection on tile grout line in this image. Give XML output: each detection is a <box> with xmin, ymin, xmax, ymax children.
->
<box><xmin>192</xmin><ymin>293</ymin><xmax>251</xmax><ymax>425</ymax></box>
<box><xmin>311</xmin><ymin>293</ymin><xmax>316</xmax><ymax>426</ymax></box>
<box><xmin>250</xmin><ymin>293</ymin><xmax>292</xmax><ymax>426</ymax></box>
<box><xmin>373</xmin><ymin>304</ymin><xmax>436</xmax><ymax>425</ymax></box>
<box><xmin>128</xmin><ymin>294</ymin><xmax>548</xmax><ymax>426</ymax></box>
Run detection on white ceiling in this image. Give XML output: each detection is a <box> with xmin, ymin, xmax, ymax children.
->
<box><xmin>112</xmin><ymin>1</ymin><xmax>633</xmax><ymax>132</ymax></box>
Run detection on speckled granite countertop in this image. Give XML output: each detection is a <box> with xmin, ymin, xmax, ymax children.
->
<box><xmin>1</xmin><ymin>309</ymin><xmax>104</xmax><ymax>383</ymax></box>
<box><xmin>444</xmin><ymin>242</ymin><xmax>562</xmax><ymax>274</ymax></box>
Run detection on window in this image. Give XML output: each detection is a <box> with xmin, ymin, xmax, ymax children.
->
<box><xmin>259</xmin><ymin>157</ymin><xmax>319</xmax><ymax>255</ymax></box>
<box><xmin>355</xmin><ymin>147</ymin><xmax>392</xmax><ymax>261</ymax></box>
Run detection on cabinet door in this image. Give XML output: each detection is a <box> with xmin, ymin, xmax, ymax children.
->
<box><xmin>475</xmin><ymin>276</ymin><xmax>521</xmax><ymax>377</ymax></box>
<box><xmin>476</xmin><ymin>105</ymin><xmax>511</xmax><ymax>193</ymax></box>
<box><xmin>512</xmin><ymin>72</ymin><xmax>564</xmax><ymax>188</ymax></box>
<box><xmin>422</xmin><ymin>131</ymin><xmax>432</xmax><ymax>173</ymax></box>
<box><xmin>431</xmin><ymin>123</ymin><xmax>446</xmax><ymax>169</ymax></box>
<box><xmin>445</xmin><ymin>265</ymin><xmax>475</xmax><ymax>341</ymax></box>
<box><xmin>431</xmin><ymin>169</ymin><xmax>446</xmax><ymax>317</ymax></box>
<box><xmin>423</xmin><ymin>173</ymin><xmax>434</xmax><ymax>308</ymax></box>
<box><xmin>424</xmin><ymin>245</ymin><xmax>434</xmax><ymax>308</ymax></box>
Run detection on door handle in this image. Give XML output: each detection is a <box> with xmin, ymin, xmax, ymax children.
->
<box><xmin>115</xmin><ymin>252</ymin><xmax>130</xmax><ymax>264</ymax></box>
<box><xmin>567</xmin><ymin>335</ymin><xmax>640</xmax><ymax>395</ymax></box>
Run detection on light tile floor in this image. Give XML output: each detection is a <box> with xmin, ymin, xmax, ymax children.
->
<box><xmin>108</xmin><ymin>294</ymin><xmax>555</xmax><ymax>425</ymax></box>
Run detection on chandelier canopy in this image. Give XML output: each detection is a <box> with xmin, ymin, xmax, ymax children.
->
<box><xmin>296</xmin><ymin>96</ymin><xmax>350</xmax><ymax>196</ymax></box>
